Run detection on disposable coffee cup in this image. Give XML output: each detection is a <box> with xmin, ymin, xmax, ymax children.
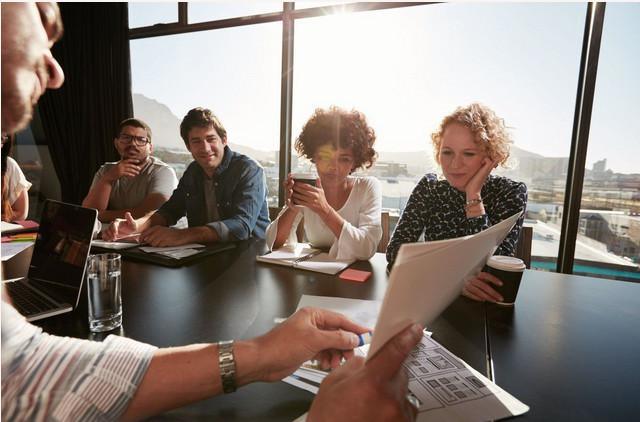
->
<box><xmin>291</xmin><ymin>172</ymin><xmax>317</xmax><ymax>187</ymax></box>
<box><xmin>484</xmin><ymin>256</ymin><xmax>526</xmax><ymax>306</ymax></box>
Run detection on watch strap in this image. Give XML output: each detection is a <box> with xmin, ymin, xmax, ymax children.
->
<box><xmin>218</xmin><ymin>340</ymin><xmax>237</xmax><ymax>393</ymax></box>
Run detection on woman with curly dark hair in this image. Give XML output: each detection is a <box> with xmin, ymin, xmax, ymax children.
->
<box><xmin>266</xmin><ymin>106</ymin><xmax>382</xmax><ymax>261</ymax></box>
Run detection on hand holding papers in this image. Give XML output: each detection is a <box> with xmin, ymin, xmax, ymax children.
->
<box><xmin>286</xmin><ymin>293</ymin><xmax>529</xmax><ymax>421</ymax></box>
<box><xmin>368</xmin><ymin>212</ymin><xmax>523</xmax><ymax>358</ymax></box>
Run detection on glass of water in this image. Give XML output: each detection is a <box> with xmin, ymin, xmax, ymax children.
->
<box><xmin>87</xmin><ymin>253</ymin><xmax>122</xmax><ymax>332</ymax></box>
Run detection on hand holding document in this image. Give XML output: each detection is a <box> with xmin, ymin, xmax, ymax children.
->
<box><xmin>368</xmin><ymin>212</ymin><xmax>523</xmax><ymax>358</ymax></box>
<box><xmin>285</xmin><ymin>292</ymin><xmax>529</xmax><ymax>421</ymax></box>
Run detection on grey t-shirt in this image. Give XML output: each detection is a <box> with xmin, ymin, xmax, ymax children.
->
<box><xmin>89</xmin><ymin>156</ymin><xmax>178</xmax><ymax>210</ymax></box>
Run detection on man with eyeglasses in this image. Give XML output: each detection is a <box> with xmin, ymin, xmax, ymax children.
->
<box><xmin>102</xmin><ymin>108</ymin><xmax>270</xmax><ymax>247</ymax></box>
<box><xmin>82</xmin><ymin>118</ymin><xmax>178</xmax><ymax>223</ymax></box>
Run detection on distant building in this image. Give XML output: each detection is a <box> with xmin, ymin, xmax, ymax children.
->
<box><xmin>578</xmin><ymin>210</ymin><xmax>639</xmax><ymax>261</ymax></box>
<box><xmin>368</xmin><ymin>161</ymin><xmax>409</xmax><ymax>178</ymax></box>
<box><xmin>592</xmin><ymin>158</ymin><xmax>607</xmax><ymax>173</ymax></box>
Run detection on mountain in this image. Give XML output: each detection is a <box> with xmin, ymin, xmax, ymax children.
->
<box><xmin>133</xmin><ymin>94</ymin><xmax>182</xmax><ymax>150</ymax></box>
<box><xmin>133</xmin><ymin>93</ymin><xmax>275</xmax><ymax>162</ymax></box>
<box><xmin>133</xmin><ymin>93</ymin><xmax>546</xmax><ymax>169</ymax></box>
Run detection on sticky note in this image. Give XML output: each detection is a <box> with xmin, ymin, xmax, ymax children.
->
<box><xmin>339</xmin><ymin>268</ymin><xmax>372</xmax><ymax>283</ymax></box>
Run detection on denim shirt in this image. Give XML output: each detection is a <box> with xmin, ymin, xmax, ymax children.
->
<box><xmin>157</xmin><ymin>146</ymin><xmax>270</xmax><ymax>240</ymax></box>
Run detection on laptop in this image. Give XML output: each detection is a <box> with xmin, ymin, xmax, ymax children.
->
<box><xmin>4</xmin><ymin>200</ymin><xmax>97</xmax><ymax>321</ymax></box>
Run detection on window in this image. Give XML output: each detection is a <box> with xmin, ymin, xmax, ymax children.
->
<box><xmin>130</xmin><ymin>23</ymin><xmax>282</xmax><ymax>207</ymax></box>
<box><xmin>128</xmin><ymin>2</ymin><xmax>178</xmax><ymax>28</ymax></box>
<box><xmin>292</xmin><ymin>4</ymin><xmax>585</xmax><ymax>263</ymax></box>
<box><xmin>188</xmin><ymin>2</ymin><xmax>283</xmax><ymax>23</ymax></box>
<box><xmin>14</xmin><ymin>110</ymin><xmax>62</xmax><ymax>220</ymax></box>
<box><xmin>574</xmin><ymin>3</ymin><xmax>640</xmax><ymax>281</ymax></box>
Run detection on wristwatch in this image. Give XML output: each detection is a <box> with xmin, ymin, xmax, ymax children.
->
<box><xmin>218</xmin><ymin>340</ymin><xmax>237</xmax><ymax>393</ymax></box>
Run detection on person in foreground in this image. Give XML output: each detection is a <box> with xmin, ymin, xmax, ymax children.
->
<box><xmin>266</xmin><ymin>106</ymin><xmax>382</xmax><ymax>261</ymax></box>
<box><xmin>1</xmin><ymin>134</ymin><xmax>32</xmax><ymax>222</ymax></box>
<box><xmin>1</xmin><ymin>3</ymin><xmax>420</xmax><ymax>420</ymax></box>
<box><xmin>82</xmin><ymin>118</ymin><xmax>178</xmax><ymax>223</ymax></box>
<box><xmin>102</xmin><ymin>107</ymin><xmax>270</xmax><ymax>247</ymax></box>
<box><xmin>386</xmin><ymin>103</ymin><xmax>528</xmax><ymax>303</ymax></box>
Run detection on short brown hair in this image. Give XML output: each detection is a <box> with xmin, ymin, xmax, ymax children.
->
<box><xmin>295</xmin><ymin>106</ymin><xmax>377</xmax><ymax>171</ymax></box>
<box><xmin>431</xmin><ymin>103</ymin><xmax>512</xmax><ymax>167</ymax></box>
<box><xmin>180</xmin><ymin>108</ymin><xmax>227</xmax><ymax>148</ymax></box>
<box><xmin>118</xmin><ymin>118</ymin><xmax>152</xmax><ymax>142</ymax></box>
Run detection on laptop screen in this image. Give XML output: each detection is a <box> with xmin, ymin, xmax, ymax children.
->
<box><xmin>28</xmin><ymin>200</ymin><xmax>97</xmax><ymax>297</ymax></box>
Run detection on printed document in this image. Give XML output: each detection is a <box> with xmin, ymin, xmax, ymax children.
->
<box><xmin>368</xmin><ymin>212</ymin><xmax>522</xmax><ymax>357</ymax></box>
<box><xmin>285</xmin><ymin>334</ymin><xmax>529</xmax><ymax>421</ymax></box>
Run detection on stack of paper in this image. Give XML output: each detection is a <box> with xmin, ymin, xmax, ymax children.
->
<box><xmin>139</xmin><ymin>243</ymin><xmax>206</xmax><ymax>259</ymax></box>
<box><xmin>287</xmin><ymin>334</ymin><xmax>529</xmax><ymax>421</ymax></box>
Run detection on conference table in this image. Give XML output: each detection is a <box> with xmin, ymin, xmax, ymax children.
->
<box><xmin>3</xmin><ymin>239</ymin><xmax>639</xmax><ymax>420</ymax></box>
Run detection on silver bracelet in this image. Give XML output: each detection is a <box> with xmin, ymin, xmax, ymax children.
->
<box><xmin>218</xmin><ymin>340</ymin><xmax>237</xmax><ymax>394</ymax></box>
<box><xmin>464</xmin><ymin>197</ymin><xmax>483</xmax><ymax>211</ymax></box>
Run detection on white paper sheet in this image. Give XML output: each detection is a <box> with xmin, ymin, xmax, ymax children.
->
<box><xmin>154</xmin><ymin>248</ymin><xmax>202</xmax><ymax>259</ymax></box>
<box><xmin>1</xmin><ymin>221</ymin><xmax>24</xmax><ymax>232</ymax></box>
<box><xmin>91</xmin><ymin>240</ymin><xmax>140</xmax><ymax>250</ymax></box>
<box><xmin>295</xmin><ymin>294</ymin><xmax>381</xmax><ymax>329</ymax></box>
<box><xmin>139</xmin><ymin>243</ymin><xmax>205</xmax><ymax>253</ymax></box>
<box><xmin>1</xmin><ymin>241</ymin><xmax>34</xmax><ymax>261</ymax></box>
<box><xmin>368</xmin><ymin>212</ymin><xmax>522</xmax><ymax>358</ymax></box>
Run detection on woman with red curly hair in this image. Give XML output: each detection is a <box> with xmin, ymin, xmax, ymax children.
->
<box><xmin>266</xmin><ymin>106</ymin><xmax>382</xmax><ymax>261</ymax></box>
<box><xmin>386</xmin><ymin>103</ymin><xmax>528</xmax><ymax>303</ymax></box>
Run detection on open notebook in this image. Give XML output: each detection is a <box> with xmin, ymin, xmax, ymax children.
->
<box><xmin>256</xmin><ymin>244</ymin><xmax>353</xmax><ymax>275</ymax></box>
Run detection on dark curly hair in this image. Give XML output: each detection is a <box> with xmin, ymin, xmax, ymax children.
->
<box><xmin>180</xmin><ymin>107</ymin><xmax>227</xmax><ymax>148</ymax></box>
<box><xmin>295</xmin><ymin>106</ymin><xmax>377</xmax><ymax>172</ymax></box>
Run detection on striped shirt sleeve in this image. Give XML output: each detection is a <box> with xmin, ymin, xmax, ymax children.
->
<box><xmin>1</xmin><ymin>300</ymin><xmax>157</xmax><ymax>421</ymax></box>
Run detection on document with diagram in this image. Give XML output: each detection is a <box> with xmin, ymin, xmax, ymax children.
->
<box><xmin>286</xmin><ymin>333</ymin><xmax>529</xmax><ymax>421</ymax></box>
<box><xmin>406</xmin><ymin>334</ymin><xmax>528</xmax><ymax>421</ymax></box>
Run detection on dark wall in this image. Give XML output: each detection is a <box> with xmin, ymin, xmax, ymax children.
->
<box><xmin>38</xmin><ymin>2</ymin><xmax>132</xmax><ymax>204</ymax></box>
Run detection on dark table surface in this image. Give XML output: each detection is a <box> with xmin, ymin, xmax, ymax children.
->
<box><xmin>2</xmin><ymin>239</ymin><xmax>487</xmax><ymax>420</ymax></box>
<box><xmin>485</xmin><ymin>269</ymin><xmax>640</xmax><ymax>421</ymax></box>
<box><xmin>8</xmin><ymin>239</ymin><xmax>635</xmax><ymax>420</ymax></box>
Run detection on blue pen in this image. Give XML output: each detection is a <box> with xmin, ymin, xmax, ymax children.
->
<box><xmin>357</xmin><ymin>331</ymin><xmax>373</xmax><ymax>347</ymax></box>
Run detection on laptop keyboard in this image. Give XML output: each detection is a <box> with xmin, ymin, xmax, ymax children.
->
<box><xmin>6</xmin><ymin>281</ymin><xmax>62</xmax><ymax>317</ymax></box>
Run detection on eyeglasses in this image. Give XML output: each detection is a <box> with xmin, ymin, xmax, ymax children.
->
<box><xmin>118</xmin><ymin>134</ymin><xmax>150</xmax><ymax>146</ymax></box>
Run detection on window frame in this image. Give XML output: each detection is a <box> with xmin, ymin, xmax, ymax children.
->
<box><xmin>128</xmin><ymin>1</ymin><xmax>607</xmax><ymax>275</ymax></box>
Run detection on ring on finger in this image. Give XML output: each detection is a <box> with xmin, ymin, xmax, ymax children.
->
<box><xmin>406</xmin><ymin>393</ymin><xmax>420</xmax><ymax>410</ymax></box>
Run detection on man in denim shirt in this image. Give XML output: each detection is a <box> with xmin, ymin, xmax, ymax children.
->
<box><xmin>103</xmin><ymin>108</ymin><xmax>269</xmax><ymax>247</ymax></box>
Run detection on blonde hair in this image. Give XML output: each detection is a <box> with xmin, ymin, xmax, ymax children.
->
<box><xmin>431</xmin><ymin>103</ymin><xmax>512</xmax><ymax>167</ymax></box>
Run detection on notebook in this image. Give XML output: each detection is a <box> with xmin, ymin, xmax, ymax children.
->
<box><xmin>3</xmin><ymin>200</ymin><xmax>97</xmax><ymax>321</ymax></box>
<box><xmin>1</xmin><ymin>219</ymin><xmax>39</xmax><ymax>235</ymax></box>
<box><xmin>256</xmin><ymin>244</ymin><xmax>353</xmax><ymax>275</ymax></box>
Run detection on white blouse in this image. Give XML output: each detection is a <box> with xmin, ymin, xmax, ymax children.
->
<box><xmin>4</xmin><ymin>157</ymin><xmax>31</xmax><ymax>205</ymax></box>
<box><xmin>266</xmin><ymin>176</ymin><xmax>382</xmax><ymax>261</ymax></box>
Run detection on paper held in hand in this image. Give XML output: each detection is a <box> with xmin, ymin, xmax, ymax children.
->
<box><xmin>368</xmin><ymin>211</ymin><xmax>523</xmax><ymax>358</ymax></box>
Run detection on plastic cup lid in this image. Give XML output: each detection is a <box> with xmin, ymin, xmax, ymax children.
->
<box><xmin>487</xmin><ymin>255</ymin><xmax>525</xmax><ymax>272</ymax></box>
<box><xmin>291</xmin><ymin>172</ymin><xmax>317</xmax><ymax>179</ymax></box>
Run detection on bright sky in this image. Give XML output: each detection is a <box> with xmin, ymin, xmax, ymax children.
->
<box><xmin>130</xmin><ymin>2</ymin><xmax>640</xmax><ymax>174</ymax></box>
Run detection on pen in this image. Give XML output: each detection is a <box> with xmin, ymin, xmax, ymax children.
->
<box><xmin>357</xmin><ymin>331</ymin><xmax>373</xmax><ymax>347</ymax></box>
